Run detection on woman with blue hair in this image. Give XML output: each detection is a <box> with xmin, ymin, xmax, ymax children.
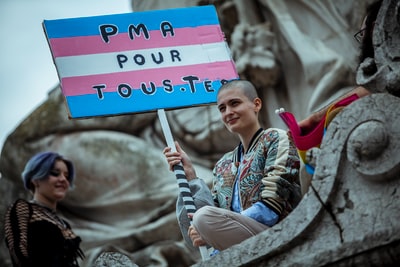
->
<box><xmin>4</xmin><ymin>151</ymin><xmax>84</xmax><ymax>267</ymax></box>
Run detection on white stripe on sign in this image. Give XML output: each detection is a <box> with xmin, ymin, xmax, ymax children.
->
<box><xmin>55</xmin><ymin>42</ymin><xmax>232</xmax><ymax>78</ymax></box>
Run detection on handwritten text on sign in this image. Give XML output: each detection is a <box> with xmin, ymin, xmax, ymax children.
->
<box><xmin>43</xmin><ymin>5</ymin><xmax>238</xmax><ymax>118</ymax></box>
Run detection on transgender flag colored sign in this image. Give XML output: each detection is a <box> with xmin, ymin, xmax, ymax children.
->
<box><xmin>43</xmin><ymin>5</ymin><xmax>238</xmax><ymax>119</ymax></box>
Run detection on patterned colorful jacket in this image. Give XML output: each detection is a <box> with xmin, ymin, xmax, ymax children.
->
<box><xmin>212</xmin><ymin>128</ymin><xmax>301</xmax><ymax>219</ymax></box>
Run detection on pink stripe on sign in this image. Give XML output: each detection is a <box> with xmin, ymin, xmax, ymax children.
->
<box><xmin>60</xmin><ymin>61</ymin><xmax>237</xmax><ymax>96</ymax></box>
<box><xmin>50</xmin><ymin>25</ymin><xmax>224</xmax><ymax>58</ymax></box>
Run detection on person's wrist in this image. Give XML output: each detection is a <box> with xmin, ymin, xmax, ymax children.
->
<box><xmin>185</xmin><ymin>169</ymin><xmax>197</xmax><ymax>181</ymax></box>
<box><xmin>187</xmin><ymin>176</ymin><xmax>198</xmax><ymax>181</ymax></box>
<box><xmin>310</xmin><ymin>110</ymin><xmax>324</xmax><ymax>124</ymax></box>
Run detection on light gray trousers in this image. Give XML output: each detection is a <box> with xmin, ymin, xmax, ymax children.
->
<box><xmin>192</xmin><ymin>205</ymin><xmax>269</xmax><ymax>251</ymax></box>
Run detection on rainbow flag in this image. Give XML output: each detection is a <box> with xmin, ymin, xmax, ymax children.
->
<box><xmin>43</xmin><ymin>5</ymin><xmax>238</xmax><ymax>119</ymax></box>
<box><xmin>277</xmin><ymin>94</ymin><xmax>359</xmax><ymax>174</ymax></box>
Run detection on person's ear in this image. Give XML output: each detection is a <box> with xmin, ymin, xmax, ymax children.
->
<box><xmin>32</xmin><ymin>181</ymin><xmax>39</xmax><ymax>188</ymax></box>
<box><xmin>254</xmin><ymin>98</ymin><xmax>262</xmax><ymax>113</ymax></box>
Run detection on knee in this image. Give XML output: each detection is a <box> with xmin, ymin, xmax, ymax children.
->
<box><xmin>192</xmin><ymin>206</ymin><xmax>217</xmax><ymax>230</ymax></box>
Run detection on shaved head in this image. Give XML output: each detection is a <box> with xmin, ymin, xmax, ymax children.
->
<box><xmin>217</xmin><ymin>80</ymin><xmax>259</xmax><ymax>101</ymax></box>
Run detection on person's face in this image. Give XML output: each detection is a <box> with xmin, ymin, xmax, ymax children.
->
<box><xmin>217</xmin><ymin>87</ymin><xmax>261</xmax><ymax>135</ymax></box>
<box><xmin>34</xmin><ymin>160</ymin><xmax>70</xmax><ymax>203</ymax></box>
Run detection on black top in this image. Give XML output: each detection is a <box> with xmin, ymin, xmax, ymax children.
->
<box><xmin>4</xmin><ymin>199</ymin><xmax>84</xmax><ymax>267</ymax></box>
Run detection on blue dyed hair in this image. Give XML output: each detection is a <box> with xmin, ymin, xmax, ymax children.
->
<box><xmin>21</xmin><ymin>151</ymin><xmax>75</xmax><ymax>191</ymax></box>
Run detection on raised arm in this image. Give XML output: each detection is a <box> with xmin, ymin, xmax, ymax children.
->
<box><xmin>298</xmin><ymin>86</ymin><xmax>370</xmax><ymax>133</ymax></box>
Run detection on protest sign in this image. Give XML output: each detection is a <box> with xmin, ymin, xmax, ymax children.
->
<box><xmin>43</xmin><ymin>5</ymin><xmax>238</xmax><ymax>119</ymax></box>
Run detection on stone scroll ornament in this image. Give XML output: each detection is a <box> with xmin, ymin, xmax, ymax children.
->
<box><xmin>43</xmin><ymin>5</ymin><xmax>238</xmax><ymax>261</ymax></box>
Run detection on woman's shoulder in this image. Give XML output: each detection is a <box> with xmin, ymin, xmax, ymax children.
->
<box><xmin>5</xmin><ymin>199</ymin><xmax>32</xmax><ymax>226</ymax></box>
<box><xmin>262</xmin><ymin>127</ymin><xmax>287</xmax><ymax>136</ymax></box>
<box><xmin>214</xmin><ymin>148</ymin><xmax>238</xmax><ymax>172</ymax></box>
<box><xmin>258</xmin><ymin>128</ymin><xmax>288</xmax><ymax>142</ymax></box>
<box><xmin>217</xmin><ymin>147</ymin><xmax>238</xmax><ymax>162</ymax></box>
<box><xmin>8</xmin><ymin>198</ymin><xmax>31</xmax><ymax>211</ymax></box>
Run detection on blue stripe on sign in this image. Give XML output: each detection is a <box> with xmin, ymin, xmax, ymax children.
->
<box><xmin>43</xmin><ymin>5</ymin><xmax>220</xmax><ymax>38</ymax></box>
<box><xmin>65</xmin><ymin>80</ymin><xmax>226</xmax><ymax>118</ymax></box>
